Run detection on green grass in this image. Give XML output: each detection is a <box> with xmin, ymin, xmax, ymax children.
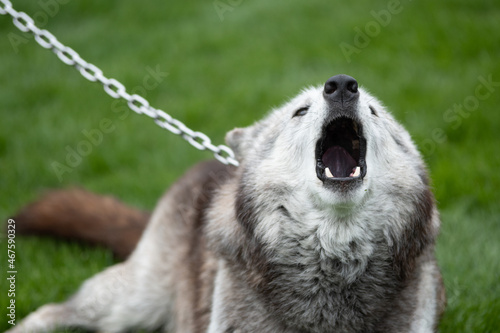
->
<box><xmin>1</xmin><ymin>0</ymin><xmax>499</xmax><ymax>331</ymax></box>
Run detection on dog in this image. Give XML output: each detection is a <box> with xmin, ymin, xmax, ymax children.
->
<box><xmin>9</xmin><ymin>75</ymin><xmax>446</xmax><ymax>333</ymax></box>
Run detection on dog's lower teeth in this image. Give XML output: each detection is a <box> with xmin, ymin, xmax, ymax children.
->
<box><xmin>325</xmin><ymin>167</ymin><xmax>334</xmax><ymax>178</ymax></box>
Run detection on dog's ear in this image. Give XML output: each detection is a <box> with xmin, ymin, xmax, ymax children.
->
<box><xmin>225</xmin><ymin>127</ymin><xmax>250</xmax><ymax>159</ymax></box>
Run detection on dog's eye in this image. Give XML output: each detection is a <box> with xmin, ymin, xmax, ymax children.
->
<box><xmin>369</xmin><ymin>105</ymin><xmax>378</xmax><ymax>117</ymax></box>
<box><xmin>293</xmin><ymin>106</ymin><xmax>309</xmax><ymax>118</ymax></box>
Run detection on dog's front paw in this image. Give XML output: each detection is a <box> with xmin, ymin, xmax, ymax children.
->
<box><xmin>6</xmin><ymin>303</ymin><xmax>69</xmax><ymax>333</ymax></box>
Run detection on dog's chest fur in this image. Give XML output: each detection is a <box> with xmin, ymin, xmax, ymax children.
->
<box><xmin>261</xmin><ymin>235</ymin><xmax>402</xmax><ymax>332</ymax></box>
<box><xmin>258</xmin><ymin>224</ymin><xmax>406</xmax><ymax>331</ymax></box>
<box><xmin>206</xmin><ymin>182</ymin><xmax>418</xmax><ymax>333</ymax></box>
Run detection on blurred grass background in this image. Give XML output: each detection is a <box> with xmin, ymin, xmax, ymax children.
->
<box><xmin>0</xmin><ymin>0</ymin><xmax>499</xmax><ymax>331</ymax></box>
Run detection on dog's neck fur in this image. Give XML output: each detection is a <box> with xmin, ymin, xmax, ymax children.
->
<box><xmin>206</xmin><ymin>166</ymin><xmax>437</xmax><ymax>332</ymax></box>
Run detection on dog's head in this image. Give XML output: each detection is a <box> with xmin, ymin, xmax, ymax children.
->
<box><xmin>226</xmin><ymin>75</ymin><xmax>427</xmax><ymax>211</ymax></box>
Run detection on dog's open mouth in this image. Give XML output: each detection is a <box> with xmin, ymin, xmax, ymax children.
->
<box><xmin>315</xmin><ymin>117</ymin><xmax>367</xmax><ymax>183</ymax></box>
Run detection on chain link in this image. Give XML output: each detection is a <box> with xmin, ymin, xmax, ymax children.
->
<box><xmin>0</xmin><ymin>0</ymin><xmax>239</xmax><ymax>167</ymax></box>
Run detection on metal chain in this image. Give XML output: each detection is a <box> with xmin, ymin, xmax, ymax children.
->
<box><xmin>0</xmin><ymin>0</ymin><xmax>239</xmax><ymax>167</ymax></box>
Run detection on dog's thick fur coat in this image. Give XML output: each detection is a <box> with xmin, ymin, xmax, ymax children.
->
<box><xmin>10</xmin><ymin>75</ymin><xmax>446</xmax><ymax>333</ymax></box>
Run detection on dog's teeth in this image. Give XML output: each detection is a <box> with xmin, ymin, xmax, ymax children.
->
<box><xmin>325</xmin><ymin>167</ymin><xmax>334</xmax><ymax>178</ymax></box>
<box><xmin>353</xmin><ymin>166</ymin><xmax>361</xmax><ymax>177</ymax></box>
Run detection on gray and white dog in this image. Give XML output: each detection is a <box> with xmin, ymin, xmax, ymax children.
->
<box><xmin>10</xmin><ymin>75</ymin><xmax>446</xmax><ymax>333</ymax></box>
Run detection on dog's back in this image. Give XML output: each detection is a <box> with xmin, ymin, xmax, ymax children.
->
<box><xmin>11</xmin><ymin>160</ymin><xmax>234</xmax><ymax>333</ymax></box>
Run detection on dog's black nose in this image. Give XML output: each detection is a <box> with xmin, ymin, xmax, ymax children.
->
<box><xmin>323</xmin><ymin>74</ymin><xmax>359</xmax><ymax>105</ymax></box>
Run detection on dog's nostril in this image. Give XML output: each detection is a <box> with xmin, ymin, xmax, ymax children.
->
<box><xmin>346</xmin><ymin>80</ymin><xmax>358</xmax><ymax>94</ymax></box>
<box><xmin>323</xmin><ymin>74</ymin><xmax>359</xmax><ymax>104</ymax></box>
<box><xmin>324</xmin><ymin>82</ymin><xmax>338</xmax><ymax>95</ymax></box>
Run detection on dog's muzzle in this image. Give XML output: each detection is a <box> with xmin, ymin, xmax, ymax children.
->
<box><xmin>315</xmin><ymin>75</ymin><xmax>367</xmax><ymax>187</ymax></box>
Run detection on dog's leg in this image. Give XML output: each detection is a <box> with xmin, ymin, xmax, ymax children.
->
<box><xmin>407</xmin><ymin>260</ymin><xmax>445</xmax><ymax>333</ymax></box>
<box><xmin>8</xmin><ymin>260</ymin><xmax>171</xmax><ymax>333</ymax></box>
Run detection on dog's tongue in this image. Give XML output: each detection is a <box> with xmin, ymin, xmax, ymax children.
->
<box><xmin>322</xmin><ymin>146</ymin><xmax>357</xmax><ymax>178</ymax></box>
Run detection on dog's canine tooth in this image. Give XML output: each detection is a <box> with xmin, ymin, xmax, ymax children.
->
<box><xmin>353</xmin><ymin>166</ymin><xmax>360</xmax><ymax>177</ymax></box>
<box><xmin>325</xmin><ymin>167</ymin><xmax>334</xmax><ymax>178</ymax></box>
